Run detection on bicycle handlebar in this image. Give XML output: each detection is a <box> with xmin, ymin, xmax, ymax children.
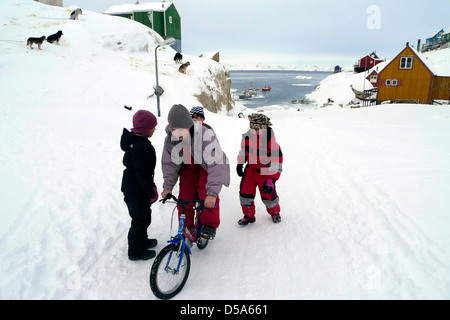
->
<box><xmin>160</xmin><ymin>193</ymin><xmax>177</xmax><ymax>203</ymax></box>
<box><xmin>160</xmin><ymin>193</ymin><xmax>212</xmax><ymax>213</ymax></box>
<box><xmin>160</xmin><ymin>193</ymin><xmax>202</xmax><ymax>205</ymax></box>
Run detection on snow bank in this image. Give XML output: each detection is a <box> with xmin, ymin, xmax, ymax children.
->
<box><xmin>306</xmin><ymin>71</ymin><xmax>356</xmax><ymax>106</ymax></box>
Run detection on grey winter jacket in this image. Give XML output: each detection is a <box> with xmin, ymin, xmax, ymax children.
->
<box><xmin>161</xmin><ymin>120</ymin><xmax>230</xmax><ymax>197</ymax></box>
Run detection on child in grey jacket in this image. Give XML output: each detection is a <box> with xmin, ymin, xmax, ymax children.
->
<box><xmin>161</xmin><ymin>104</ymin><xmax>230</xmax><ymax>239</ymax></box>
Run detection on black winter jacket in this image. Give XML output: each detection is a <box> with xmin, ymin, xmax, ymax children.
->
<box><xmin>120</xmin><ymin>128</ymin><xmax>157</xmax><ymax>198</ymax></box>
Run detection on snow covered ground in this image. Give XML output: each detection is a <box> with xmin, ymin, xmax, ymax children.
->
<box><xmin>1</xmin><ymin>0</ymin><xmax>450</xmax><ymax>300</ymax></box>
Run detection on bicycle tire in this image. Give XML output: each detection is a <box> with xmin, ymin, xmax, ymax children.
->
<box><xmin>149</xmin><ymin>244</ymin><xmax>191</xmax><ymax>299</ymax></box>
<box><xmin>197</xmin><ymin>237</ymin><xmax>208</xmax><ymax>249</ymax></box>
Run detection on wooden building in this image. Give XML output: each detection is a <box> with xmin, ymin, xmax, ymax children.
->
<box><xmin>422</xmin><ymin>29</ymin><xmax>444</xmax><ymax>52</ymax></box>
<box><xmin>438</xmin><ymin>28</ymin><xmax>450</xmax><ymax>50</ymax></box>
<box><xmin>366</xmin><ymin>70</ymin><xmax>379</xmax><ymax>87</ymax></box>
<box><xmin>354</xmin><ymin>52</ymin><xmax>384</xmax><ymax>73</ymax></box>
<box><xmin>104</xmin><ymin>1</ymin><xmax>181</xmax><ymax>52</ymax></box>
<box><xmin>377</xmin><ymin>43</ymin><xmax>450</xmax><ymax>104</ymax></box>
<box><xmin>34</xmin><ymin>0</ymin><xmax>63</xmax><ymax>7</ymax></box>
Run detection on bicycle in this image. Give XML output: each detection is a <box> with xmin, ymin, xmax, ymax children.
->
<box><xmin>149</xmin><ymin>194</ymin><xmax>211</xmax><ymax>299</ymax></box>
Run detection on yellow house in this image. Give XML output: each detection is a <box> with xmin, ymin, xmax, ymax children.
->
<box><xmin>377</xmin><ymin>43</ymin><xmax>450</xmax><ymax>104</ymax></box>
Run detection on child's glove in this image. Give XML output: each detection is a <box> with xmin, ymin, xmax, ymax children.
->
<box><xmin>151</xmin><ymin>186</ymin><xmax>159</xmax><ymax>204</ymax></box>
<box><xmin>261</xmin><ymin>179</ymin><xmax>275</xmax><ymax>194</ymax></box>
<box><xmin>236</xmin><ymin>164</ymin><xmax>244</xmax><ymax>177</ymax></box>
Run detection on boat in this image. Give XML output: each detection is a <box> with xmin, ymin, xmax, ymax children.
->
<box><xmin>239</xmin><ymin>90</ymin><xmax>252</xmax><ymax>100</ymax></box>
<box><xmin>262</xmin><ymin>85</ymin><xmax>271</xmax><ymax>91</ymax></box>
<box><xmin>291</xmin><ymin>98</ymin><xmax>309</xmax><ymax>104</ymax></box>
<box><xmin>247</xmin><ymin>82</ymin><xmax>259</xmax><ymax>96</ymax></box>
<box><xmin>351</xmin><ymin>85</ymin><xmax>377</xmax><ymax>100</ymax></box>
<box><xmin>247</xmin><ymin>88</ymin><xmax>258</xmax><ymax>96</ymax></box>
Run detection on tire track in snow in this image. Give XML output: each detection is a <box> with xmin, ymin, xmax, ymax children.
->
<box><xmin>302</xmin><ymin>138</ymin><xmax>450</xmax><ymax>298</ymax></box>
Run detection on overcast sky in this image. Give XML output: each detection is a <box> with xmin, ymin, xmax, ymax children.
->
<box><xmin>67</xmin><ymin>0</ymin><xmax>449</xmax><ymax>67</ymax></box>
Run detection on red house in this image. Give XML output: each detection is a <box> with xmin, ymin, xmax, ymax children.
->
<box><xmin>366</xmin><ymin>70</ymin><xmax>379</xmax><ymax>87</ymax></box>
<box><xmin>354</xmin><ymin>52</ymin><xmax>384</xmax><ymax>73</ymax></box>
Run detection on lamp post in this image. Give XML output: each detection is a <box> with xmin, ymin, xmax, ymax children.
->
<box><xmin>155</xmin><ymin>37</ymin><xmax>176</xmax><ymax>117</ymax></box>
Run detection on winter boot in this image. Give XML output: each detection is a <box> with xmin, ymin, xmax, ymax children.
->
<box><xmin>129</xmin><ymin>250</ymin><xmax>156</xmax><ymax>261</ymax></box>
<box><xmin>201</xmin><ymin>225</ymin><xmax>216</xmax><ymax>240</ymax></box>
<box><xmin>271</xmin><ymin>214</ymin><xmax>281</xmax><ymax>223</ymax></box>
<box><xmin>238</xmin><ymin>216</ymin><xmax>256</xmax><ymax>226</ymax></box>
<box><xmin>146</xmin><ymin>238</ymin><xmax>158</xmax><ymax>249</ymax></box>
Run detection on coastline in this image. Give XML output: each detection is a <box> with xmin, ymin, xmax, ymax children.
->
<box><xmin>223</xmin><ymin>62</ymin><xmax>340</xmax><ymax>72</ymax></box>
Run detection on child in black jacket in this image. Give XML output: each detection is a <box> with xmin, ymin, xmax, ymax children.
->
<box><xmin>120</xmin><ymin>110</ymin><xmax>158</xmax><ymax>261</ymax></box>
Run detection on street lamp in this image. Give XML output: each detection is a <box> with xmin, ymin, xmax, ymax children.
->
<box><xmin>155</xmin><ymin>37</ymin><xmax>176</xmax><ymax>117</ymax></box>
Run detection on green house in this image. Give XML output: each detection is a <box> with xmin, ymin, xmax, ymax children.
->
<box><xmin>104</xmin><ymin>1</ymin><xmax>182</xmax><ymax>52</ymax></box>
<box><xmin>440</xmin><ymin>28</ymin><xmax>450</xmax><ymax>44</ymax></box>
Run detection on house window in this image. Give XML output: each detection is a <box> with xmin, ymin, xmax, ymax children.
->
<box><xmin>384</xmin><ymin>79</ymin><xmax>399</xmax><ymax>86</ymax></box>
<box><xmin>399</xmin><ymin>56</ymin><xmax>413</xmax><ymax>69</ymax></box>
<box><xmin>169</xmin><ymin>16</ymin><xmax>172</xmax><ymax>24</ymax></box>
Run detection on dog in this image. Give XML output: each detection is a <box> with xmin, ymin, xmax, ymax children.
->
<box><xmin>173</xmin><ymin>52</ymin><xmax>182</xmax><ymax>64</ymax></box>
<box><xmin>69</xmin><ymin>8</ymin><xmax>82</xmax><ymax>20</ymax></box>
<box><xmin>179</xmin><ymin>61</ymin><xmax>190</xmax><ymax>74</ymax></box>
<box><xmin>27</xmin><ymin>36</ymin><xmax>46</xmax><ymax>50</ymax></box>
<box><xmin>47</xmin><ymin>30</ymin><xmax>63</xmax><ymax>44</ymax></box>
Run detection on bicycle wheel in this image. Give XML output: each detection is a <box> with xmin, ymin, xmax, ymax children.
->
<box><xmin>197</xmin><ymin>237</ymin><xmax>208</xmax><ymax>249</ymax></box>
<box><xmin>149</xmin><ymin>244</ymin><xmax>191</xmax><ymax>299</ymax></box>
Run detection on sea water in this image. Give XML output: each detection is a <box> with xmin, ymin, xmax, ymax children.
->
<box><xmin>229</xmin><ymin>70</ymin><xmax>332</xmax><ymax>108</ymax></box>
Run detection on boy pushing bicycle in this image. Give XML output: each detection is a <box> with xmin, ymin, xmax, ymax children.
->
<box><xmin>161</xmin><ymin>104</ymin><xmax>230</xmax><ymax>240</ymax></box>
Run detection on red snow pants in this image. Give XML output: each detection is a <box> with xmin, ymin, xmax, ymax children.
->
<box><xmin>178</xmin><ymin>164</ymin><xmax>221</xmax><ymax>230</ymax></box>
<box><xmin>239</xmin><ymin>166</ymin><xmax>280</xmax><ymax>218</ymax></box>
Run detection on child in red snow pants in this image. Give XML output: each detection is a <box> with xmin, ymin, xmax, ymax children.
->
<box><xmin>178</xmin><ymin>164</ymin><xmax>221</xmax><ymax>231</ymax></box>
<box><xmin>239</xmin><ymin>166</ymin><xmax>280</xmax><ymax>219</ymax></box>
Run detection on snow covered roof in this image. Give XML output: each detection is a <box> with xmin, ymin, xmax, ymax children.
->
<box><xmin>375</xmin><ymin>45</ymin><xmax>450</xmax><ymax>77</ymax></box>
<box><xmin>410</xmin><ymin>45</ymin><xmax>450</xmax><ymax>77</ymax></box>
<box><xmin>367</xmin><ymin>59</ymin><xmax>391</xmax><ymax>74</ymax></box>
<box><xmin>104</xmin><ymin>1</ymin><xmax>173</xmax><ymax>14</ymax></box>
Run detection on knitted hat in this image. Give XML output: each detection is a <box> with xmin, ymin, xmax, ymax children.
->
<box><xmin>190</xmin><ymin>106</ymin><xmax>205</xmax><ymax>120</ymax></box>
<box><xmin>248</xmin><ymin>113</ymin><xmax>272</xmax><ymax>129</ymax></box>
<box><xmin>168</xmin><ymin>104</ymin><xmax>194</xmax><ymax>129</ymax></box>
<box><xmin>131</xmin><ymin>110</ymin><xmax>157</xmax><ymax>133</ymax></box>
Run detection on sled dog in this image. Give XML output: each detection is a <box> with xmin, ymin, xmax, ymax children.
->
<box><xmin>27</xmin><ymin>36</ymin><xmax>46</xmax><ymax>50</ymax></box>
<box><xmin>47</xmin><ymin>30</ymin><xmax>63</xmax><ymax>44</ymax></box>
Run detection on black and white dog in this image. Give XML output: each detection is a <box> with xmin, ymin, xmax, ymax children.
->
<box><xmin>47</xmin><ymin>30</ymin><xmax>63</xmax><ymax>44</ymax></box>
<box><xmin>173</xmin><ymin>52</ymin><xmax>182</xmax><ymax>64</ymax></box>
<box><xmin>69</xmin><ymin>8</ymin><xmax>82</xmax><ymax>20</ymax></box>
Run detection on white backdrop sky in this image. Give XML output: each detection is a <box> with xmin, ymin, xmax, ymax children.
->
<box><xmin>67</xmin><ymin>0</ymin><xmax>450</xmax><ymax>67</ymax></box>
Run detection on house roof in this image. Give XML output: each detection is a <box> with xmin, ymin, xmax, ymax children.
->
<box><xmin>367</xmin><ymin>59</ymin><xmax>391</xmax><ymax>74</ymax></box>
<box><xmin>422</xmin><ymin>48</ymin><xmax>450</xmax><ymax>76</ymax></box>
<box><xmin>410</xmin><ymin>45</ymin><xmax>450</xmax><ymax>76</ymax></box>
<box><xmin>380</xmin><ymin>44</ymin><xmax>450</xmax><ymax>77</ymax></box>
<box><xmin>104</xmin><ymin>1</ymin><xmax>173</xmax><ymax>14</ymax></box>
<box><xmin>426</xmin><ymin>29</ymin><xmax>444</xmax><ymax>40</ymax></box>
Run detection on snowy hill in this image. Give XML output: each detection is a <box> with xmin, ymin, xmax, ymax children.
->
<box><xmin>1</xmin><ymin>0</ymin><xmax>450</xmax><ymax>300</ymax></box>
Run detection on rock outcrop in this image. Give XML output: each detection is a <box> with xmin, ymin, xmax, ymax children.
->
<box><xmin>194</xmin><ymin>62</ymin><xmax>234</xmax><ymax>113</ymax></box>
